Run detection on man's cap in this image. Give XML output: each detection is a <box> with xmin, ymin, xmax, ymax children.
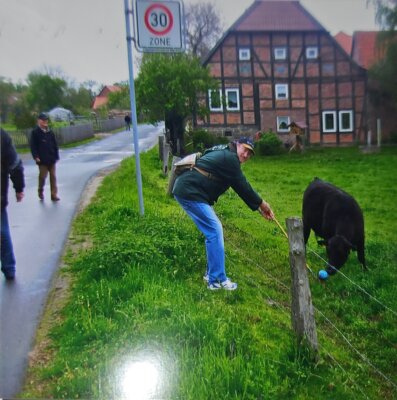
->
<box><xmin>238</xmin><ymin>137</ymin><xmax>255</xmax><ymax>154</ymax></box>
<box><xmin>38</xmin><ymin>112</ymin><xmax>49</xmax><ymax>120</ymax></box>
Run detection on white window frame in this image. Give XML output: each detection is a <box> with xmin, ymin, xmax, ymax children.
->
<box><xmin>239</xmin><ymin>48</ymin><xmax>251</xmax><ymax>61</ymax></box>
<box><xmin>208</xmin><ymin>89</ymin><xmax>223</xmax><ymax>112</ymax></box>
<box><xmin>322</xmin><ymin>111</ymin><xmax>337</xmax><ymax>132</ymax></box>
<box><xmin>339</xmin><ymin>110</ymin><xmax>353</xmax><ymax>132</ymax></box>
<box><xmin>277</xmin><ymin>116</ymin><xmax>290</xmax><ymax>133</ymax></box>
<box><xmin>275</xmin><ymin>84</ymin><xmax>289</xmax><ymax>100</ymax></box>
<box><xmin>274</xmin><ymin>47</ymin><xmax>287</xmax><ymax>60</ymax></box>
<box><xmin>306</xmin><ymin>46</ymin><xmax>318</xmax><ymax>59</ymax></box>
<box><xmin>225</xmin><ymin>88</ymin><xmax>240</xmax><ymax>111</ymax></box>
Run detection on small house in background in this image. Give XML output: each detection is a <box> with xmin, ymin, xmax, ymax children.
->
<box><xmin>92</xmin><ymin>85</ymin><xmax>122</xmax><ymax>110</ymax></box>
<box><xmin>48</xmin><ymin>107</ymin><xmax>74</xmax><ymax>122</ymax></box>
<box><xmin>197</xmin><ymin>0</ymin><xmax>396</xmax><ymax>146</ymax></box>
<box><xmin>335</xmin><ymin>30</ymin><xmax>397</xmax><ymax>143</ymax></box>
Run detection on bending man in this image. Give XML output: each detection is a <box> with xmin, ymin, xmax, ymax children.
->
<box><xmin>172</xmin><ymin>137</ymin><xmax>274</xmax><ymax>291</ymax></box>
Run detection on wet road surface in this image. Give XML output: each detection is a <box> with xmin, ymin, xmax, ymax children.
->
<box><xmin>0</xmin><ymin>124</ymin><xmax>164</xmax><ymax>398</ymax></box>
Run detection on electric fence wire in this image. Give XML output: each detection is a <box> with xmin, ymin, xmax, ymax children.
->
<box><xmin>307</xmin><ymin>247</ymin><xmax>397</xmax><ymax>317</ymax></box>
<box><xmin>239</xmin><ymin>210</ymin><xmax>397</xmax><ymax>317</ymax></box>
<box><xmin>226</xmin><ymin>233</ymin><xmax>397</xmax><ymax>395</ymax></box>
<box><xmin>313</xmin><ymin>303</ymin><xmax>397</xmax><ymax>391</ymax></box>
<box><xmin>227</xmin><ymin>251</ymin><xmax>371</xmax><ymax>400</ymax></box>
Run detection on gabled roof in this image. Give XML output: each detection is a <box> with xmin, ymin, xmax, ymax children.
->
<box><xmin>334</xmin><ymin>31</ymin><xmax>353</xmax><ymax>55</ymax></box>
<box><xmin>231</xmin><ymin>0</ymin><xmax>326</xmax><ymax>32</ymax></box>
<box><xmin>92</xmin><ymin>85</ymin><xmax>122</xmax><ymax>110</ymax></box>
<box><xmin>97</xmin><ymin>85</ymin><xmax>122</xmax><ymax>97</ymax></box>
<box><xmin>351</xmin><ymin>31</ymin><xmax>385</xmax><ymax>70</ymax></box>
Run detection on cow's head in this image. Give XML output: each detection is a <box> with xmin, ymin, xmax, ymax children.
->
<box><xmin>325</xmin><ymin>235</ymin><xmax>353</xmax><ymax>275</ymax></box>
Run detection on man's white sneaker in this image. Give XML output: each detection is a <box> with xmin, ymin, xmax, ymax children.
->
<box><xmin>208</xmin><ymin>278</ymin><xmax>237</xmax><ymax>291</ymax></box>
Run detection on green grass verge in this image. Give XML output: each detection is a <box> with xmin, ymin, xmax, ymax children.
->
<box><xmin>21</xmin><ymin>146</ymin><xmax>397</xmax><ymax>399</ymax></box>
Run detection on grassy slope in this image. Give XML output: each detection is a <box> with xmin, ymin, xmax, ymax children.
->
<box><xmin>22</xmin><ymin>146</ymin><xmax>397</xmax><ymax>399</ymax></box>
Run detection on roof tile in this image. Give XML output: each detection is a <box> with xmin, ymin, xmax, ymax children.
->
<box><xmin>232</xmin><ymin>0</ymin><xmax>326</xmax><ymax>32</ymax></box>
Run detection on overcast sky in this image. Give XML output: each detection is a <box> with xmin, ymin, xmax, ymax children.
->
<box><xmin>0</xmin><ymin>0</ymin><xmax>379</xmax><ymax>87</ymax></box>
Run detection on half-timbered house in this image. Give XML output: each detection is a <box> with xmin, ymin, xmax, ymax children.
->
<box><xmin>197</xmin><ymin>0</ymin><xmax>375</xmax><ymax>145</ymax></box>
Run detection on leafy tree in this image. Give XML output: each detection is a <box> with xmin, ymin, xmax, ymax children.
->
<box><xmin>13</xmin><ymin>100</ymin><xmax>36</xmax><ymax>129</ymax></box>
<box><xmin>369</xmin><ymin>0</ymin><xmax>397</xmax><ymax>107</ymax></box>
<box><xmin>107</xmin><ymin>84</ymin><xmax>130</xmax><ymax>110</ymax></box>
<box><xmin>185</xmin><ymin>2</ymin><xmax>224</xmax><ymax>60</ymax></box>
<box><xmin>135</xmin><ymin>53</ymin><xmax>218</xmax><ymax>155</ymax></box>
<box><xmin>0</xmin><ymin>77</ymin><xmax>16</xmax><ymax>123</ymax></box>
<box><xmin>63</xmin><ymin>85</ymin><xmax>94</xmax><ymax>115</ymax></box>
<box><xmin>25</xmin><ymin>72</ymin><xmax>67</xmax><ymax>112</ymax></box>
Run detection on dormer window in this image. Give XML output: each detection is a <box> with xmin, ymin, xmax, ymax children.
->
<box><xmin>239</xmin><ymin>48</ymin><xmax>251</xmax><ymax>61</ymax></box>
<box><xmin>306</xmin><ymin>46</ymin><xmax>318</xmax><ymax>59</ymax></box>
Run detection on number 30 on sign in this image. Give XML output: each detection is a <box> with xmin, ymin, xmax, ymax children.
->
<box><xmin>135</xmin><ymin>0</ymin><xmax>185</xmax><ymax>52</ymax></box>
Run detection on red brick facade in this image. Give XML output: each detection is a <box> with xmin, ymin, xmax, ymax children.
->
<box><xmin>198</xmin><ymin>1</ymin><xmax>375</xmax><ymax>145</ymax></box>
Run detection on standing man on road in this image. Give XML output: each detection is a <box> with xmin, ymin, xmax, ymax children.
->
<box><xmin>1</xmin><ymin>128</ymin><xmax>25</xmax><ymax>280</ymax></box>
<box><xmin>29</xmin><ymin>112</ymin><xmax>60</xmax><ymax>201</ymax></box>
<box><xmin>172</xmin><ymin>137</ymin><xmax>274</xmax><ymax>291</ymax></box>
<box><xmin>124</xmin><ymin>113</ymin><xmax>131</xmax><ymax>131</ymax></box>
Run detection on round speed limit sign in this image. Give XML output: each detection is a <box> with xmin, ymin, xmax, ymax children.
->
<box><xmin>135</xmin><ymin>0</ymin><xmax>185</xmax><ymax>52</ymax></box>
<box><xmin>144</xmin><ymin>3</ymin><xmax>174</xmax><ymax>35</ymax></box>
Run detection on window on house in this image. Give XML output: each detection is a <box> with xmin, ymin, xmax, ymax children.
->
<box><xmin>275</xmin><ymin>65</ymin><xmax>287</xmax><ymax>74</ymax></box>
<box><xmin>277</xmin><ymin>116</ymin><xmax>290</xmax><ymax>132</ymax></box>
<box><xmin>274</xmin><ymin>47</ymin><xmax>287</xmax><ymax>60</ymax></box>
<box><xmin>306</xmin><ymin>46</ymin><xmax>318</xmax><ymax>59</ymax></box>
<box><xmin>322</xmin><ymin>111</ymin><xmax>337</xmax><ymax>132</ymax></box>
<box><xmin>322</xmin><ymin>63</ymin><xmax>334</xmax><ymax>74</ymax></box>
<box><xmin>208</xmin><ymin>89</ymin><xmax>223</xmax><ymax>111</ymax></box>
<box><xmin>239</xmin><ymin>63</ymin><xmax>251</xmax><ymax>74</ymax></box>
<box><xmin>239</xmin><ymin>48</ymin><xmax>251</xmax><ymax>61</ymax></box>
<box><xmin>275</xmin><ymin>84</ymin><xmax>289</xmax><ymax>100</ymax></box>
<box><xmin>226</xmin><ymin>89</ymin><xmax>240</xmax><ymax>111</ymax></box>
<box><xmin>339</xmin><ymin>110</ymin><xmax>353</xmax><ymax>132</ymax></box>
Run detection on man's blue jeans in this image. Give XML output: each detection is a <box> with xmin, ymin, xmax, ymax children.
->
<box><xmin>1</xmin><ymin>207</ymin><xmax>16</xmax><ymax>276</ymax></box>
<box><xmin>175</xmin><ymin>196</ymin><xmax>226</xmax><ymax>284</ymax></box>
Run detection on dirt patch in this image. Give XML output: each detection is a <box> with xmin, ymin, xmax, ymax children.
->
<box><xmin>23</xmin><ymin>166</ymin><xmax>118</xmax><ymax>395</ymax></box>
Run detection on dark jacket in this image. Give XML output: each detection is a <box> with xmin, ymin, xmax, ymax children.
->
<box><xmin>1</xmin><ymin>129</ymin><xmax>25</xmax><ymax>209</ymax></box>
<box><xmin>172</xmin><ymin>143</ymin><xmax>262</xmax><ymax>210</ymax></box>
<box><xmin>30</xmin><ymin>126</ymin><xmax>59</xmax><ymax>166</ymax></box>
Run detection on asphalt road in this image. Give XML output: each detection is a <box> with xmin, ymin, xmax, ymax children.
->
<box><xmin>0</xmin><ymin>123</ymin><xmax>164</xmax><ymax>398</ymax></box>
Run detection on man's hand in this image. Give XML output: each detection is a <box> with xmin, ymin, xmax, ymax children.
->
<box><xmin>35</xmin><ymin>157</ymin><xmax>40</xmax><ymax>165</ymax></box>
<box><xmin>16</xmin><ymin>192</ymin><xmax>24</xmax><ymax>202</ymax></box>
<box><xmin>258</xmin><ymin>200</ymin><xmax>274</xmax><ymax>220</ymax></box>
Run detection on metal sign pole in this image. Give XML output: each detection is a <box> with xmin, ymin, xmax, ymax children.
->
<box><xmin>124</xmin><ymin>0</ymin><xmax>144</xmax><ymax>215</ymax></box>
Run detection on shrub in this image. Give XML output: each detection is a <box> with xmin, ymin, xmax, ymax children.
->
<box><xmin>13</xmin><ymin>103</ymin><xmax>36</xmax><ymax>129</ymax></box>
<box><xmin>256</xmin><ymin>131</ymin><xmax>284</xmax><ymax>156</ymax></box>
<box><xmin>190</xmin><ymin>129</ymin><xmax>229</xmax><ymax>152</ymax></box>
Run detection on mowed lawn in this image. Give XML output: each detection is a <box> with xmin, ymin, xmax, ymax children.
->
<box><xmin>22</xmin><ymin>145</ymin><xmax>397</xmax><ymax>399</ymax></box>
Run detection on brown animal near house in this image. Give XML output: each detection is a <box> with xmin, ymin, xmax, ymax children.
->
<box><xmin>302</xmin><ymin>178</ymin><xmax>366</xmax><ymax>275</ymax></box>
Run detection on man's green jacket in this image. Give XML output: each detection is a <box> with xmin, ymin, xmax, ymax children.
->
<box><xmin>172</xmin><ymin>143</ymin><xmax>262</xmax><ymax>210</ymax></box>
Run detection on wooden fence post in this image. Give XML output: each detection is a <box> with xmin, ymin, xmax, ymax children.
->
<box><xmin>159</xmin><ymin>135</ymin><xmax>165</xmax><ymax>161</ymax></box>
<box><xmin>162</xmin><ymin>142</ymin><xmax>171</xmax><ymax>175</ymax></box>
<box><xmin>286</xmin><ymin>217</ymin><xmax>318</xmax><ymax>356</ymax></box>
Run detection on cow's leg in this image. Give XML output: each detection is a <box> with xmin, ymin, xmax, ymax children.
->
<box><xmin>303</xmin><ymin>223</ymin><xmax>311</xmax><ymax>244</ymax></box>
<box><xmin>357</xmin><ymin>243</ymin><xmax>367</xmax><ymax>270</ymax></box>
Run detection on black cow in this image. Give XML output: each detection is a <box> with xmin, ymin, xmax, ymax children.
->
<box><xmin>302</xmin><ymin>178</ymin><xmax>366</xmax><ymax>275</ymax></box>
